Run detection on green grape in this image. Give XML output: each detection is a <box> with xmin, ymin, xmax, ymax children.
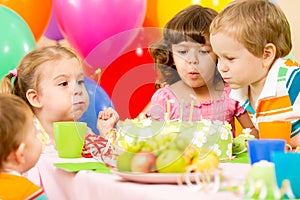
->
<box><xmin>141</xmin><ymin>145</ymin><xmax>153</xmax><ymax>152</ymax></box>
<box><xmin>145</xmin><ymin>139</ymin><xmax>158</xmax><ymax>150</ymax></box>
<box><xmin>137</xmin><ymin>140</ymin><xmax>146</xmax><ymax>147</ymax></box>
<box><xmin>127</xmin><ymin>144</ymin><xmax>141</xmax><ymax>153</ymax></box>
<box><xmin>167</xmin><ymin>141</ymin><xmax>177</xmax><ymax>150</ymax></box>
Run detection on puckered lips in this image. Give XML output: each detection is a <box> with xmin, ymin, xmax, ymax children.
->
<box><xmin>73</xmin><ymin>100</ymin><xmax>86</xmax><ymax>108</ymax></box>
<box><xmin>222</xmin><ymin>76</ymin><xmax>230</xmax><ymax>83</ymax></box>
<box><xmin>188</xmin><ymin>71</ymin><xmax>200</xmax><ymax>79</ymax></box>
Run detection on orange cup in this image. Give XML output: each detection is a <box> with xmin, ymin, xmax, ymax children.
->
<box><xmin>258</xmin><ymin>121</ymin><xmax>292</xmax><ymax>145</ymax></box>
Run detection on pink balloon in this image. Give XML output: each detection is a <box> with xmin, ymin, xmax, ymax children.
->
<box><xmin>53</xmin><ymin>0</ymin><xmax>146</xmax><ymax>58</ymax></box>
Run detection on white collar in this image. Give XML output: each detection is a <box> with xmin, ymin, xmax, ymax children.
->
<box><xmin>1</xmin><ymin>169</ymin><xmax>21</xmax><ymax>176</ymax></box>
<box><xmin>258</xmin><ymin>58</ymin><xmax>284</xmax><ymax>99</ymax></box>
<box><xmin>229</xmin><ymin>86</ymin><xmax>248</xmax><ymax>106</ymax></box>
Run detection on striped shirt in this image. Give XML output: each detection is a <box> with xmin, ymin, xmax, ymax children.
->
<box><xmin>230</xmin><ymin>58</ymin><xmax>300</xmax><ymax>141</ymax></box>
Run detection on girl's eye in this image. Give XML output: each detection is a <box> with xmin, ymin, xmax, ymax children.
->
<box><xmin>78</xmin><ymin>79</ymin><xmax>84</xmax><ymax>85</ymax></box>
<box><xmin>199</xmin><ymin>50</ymin><xmax>209</xmax><ymax>54</ymax></box>
<box><xmin>177</xmin><ymin>50</ymin><xmax>187</xmax><ymax>54</ymax></box>
<box><xmin>58</xmin><ymin>81</ymin><xmax>68</xmax><ymax>86</ymax></box>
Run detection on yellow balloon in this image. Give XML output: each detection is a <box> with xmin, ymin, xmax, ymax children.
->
<box><xmin>200</xmin><ymin>0</ymin><xmax>233</xmax><ymax>12</ymax></box>
<box><xmin>156</xmin><ymin>0</ymin><xmax>233</xmax><ymax>28</ymax></box>
<box><xmin>157</xmin><ymin>0</ymin><xmax>192</xmax><ymax>28</ymax></box>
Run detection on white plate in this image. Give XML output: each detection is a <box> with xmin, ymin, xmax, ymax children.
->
<box><xmin>111</xmin><ymin>169</ymin><xmax>220</xmax><ymax>184</ymax></box>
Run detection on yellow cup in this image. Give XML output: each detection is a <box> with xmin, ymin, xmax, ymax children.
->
<box><xmin>54</xmin><ymin>121</ymin><xmax>87</xmax><ymax>158</ymax></box>
<box><xmin>258</xmin><ymin>121</ymin><xmax>292</xmax><ymax>145</ymax></box>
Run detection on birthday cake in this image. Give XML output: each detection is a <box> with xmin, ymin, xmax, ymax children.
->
<box><xmin>116</xmin><ymin>118</ymin><xmax>233</xmax><ymax>161</ymax></box>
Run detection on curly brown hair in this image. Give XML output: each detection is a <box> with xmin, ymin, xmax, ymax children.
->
<box><xmin>149</xmin><ymin>5</ymin><xmax>218</xmax><ymax>87</ymax></box>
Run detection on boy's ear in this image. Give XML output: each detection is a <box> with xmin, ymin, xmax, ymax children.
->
<box><xmin>263</xmin><ymin>43</ymin><xmax>276</xmax><ymax>69</ymax></box>
<box><xmin>15</xmin><ymin>143</ymin><xmax>26</xmax><ymax>164</ymax></box>
<box><xmin>26</xmin><ymin>89</ymin><xmax>42</xmax><ymax>108</ymax></box>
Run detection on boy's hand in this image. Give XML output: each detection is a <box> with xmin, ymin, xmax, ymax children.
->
<box><xmin>97</xmin><ymin>107</ymin><xmax>119</xmax><ymax>139</ymax></box>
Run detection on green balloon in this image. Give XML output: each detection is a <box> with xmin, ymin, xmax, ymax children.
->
<box><xmin>0</xmin><ymin>5</ymin><xmax>36</xmax><ymax>79</ymax></box>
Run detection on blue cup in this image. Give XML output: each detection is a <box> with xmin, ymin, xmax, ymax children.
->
<box><xmin>248</xmin><ymin>139</ymin><xmax>286</xmax><ymax>165</ymax></box>
<box><xmin>272</xmin><ymin>152</ymin><xmax>300</xmax><ymax>199</ymax></box>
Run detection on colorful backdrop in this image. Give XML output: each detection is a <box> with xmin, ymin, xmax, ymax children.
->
<box><xmin>1</xmin><ymin>0</ymin><xmax>298</xmax><ymax>134</ymax></box>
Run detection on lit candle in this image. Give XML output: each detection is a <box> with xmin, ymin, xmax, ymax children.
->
<box><xmin>180</xmin><ymin>98</ymin><xmax>184</xmax><ymax>121</ymax></box>
<box><xmin>189</xmin><ymin>94</ymin><xmax>196</xmax><ymax>122</ymax></box>
<box><xmin>96</xmin><ymin>68</ymin><xmax>101</xmax><ymax>83</ymax></box>
<box><xmin>166</xmin><ymin>99</ymin><xmax>175</xmax><ymax>121</ymax></box>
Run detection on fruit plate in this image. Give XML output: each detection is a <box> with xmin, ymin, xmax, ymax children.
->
<box><xmin>110</xmin><ymin>169</ymin><xmax>221</xmax><ymax>184</ymax></box>
<box><xmin>112</xmin><ymin>169</ymin><xmax>188</xmax><ymax>184</ymax></box>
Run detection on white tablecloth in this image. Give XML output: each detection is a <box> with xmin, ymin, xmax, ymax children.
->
<box><xmin>27</xmin><ymin>152</ymin><xmax>250</xmax><ymax>200</ymax></box>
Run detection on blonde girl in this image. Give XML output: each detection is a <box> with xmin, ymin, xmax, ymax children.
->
<box><xmin>0</xmin><ymin>46</ymin><xmax>118</xmax><ymax>157</ymax></box>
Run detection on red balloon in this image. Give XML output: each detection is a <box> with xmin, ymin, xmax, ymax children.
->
<box><xmin>129</xmin><ymin>84</ymin><xmax>156</xmax><ymax>117</ymax></box>
<box><xmin>86</xmin><ymin>28</ymin><xmax>162</xmax><ymax>120</ymax></box>
<box><xmin>100</xmin><ymin>48</ymin><xmax>157</xmax><ymax>120</ymax></box>
<box><xmin>83</xmin><ymin>28</ymin><xmax>162</xmax><ymax>120</ymax></box>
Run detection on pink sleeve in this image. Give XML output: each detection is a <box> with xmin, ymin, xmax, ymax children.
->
<box><xmin>146</xmin><ymin>87</ymin><xmax>178</xmax><ymax>120</ymax></box>
<box><xmin>234</xmin><ymin>101</ymin><xmax>246</xmax><ymax>117</ymax></box>
<box><xmin>224</xmin><ymin>83</ymin><xmax>246</xmax><ymax>117</ymax></box>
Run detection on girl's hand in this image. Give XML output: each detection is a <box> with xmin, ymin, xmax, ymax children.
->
<box><xmin>97</xmin><ymin>107</ymin><xmax>119</xmax><ymax>139</ymax></box>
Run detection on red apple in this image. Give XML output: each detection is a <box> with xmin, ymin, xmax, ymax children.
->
<box><xmin>130</xmin><ymin>151</ymin><xmax>157</xmax><ymax>173</ymax></box>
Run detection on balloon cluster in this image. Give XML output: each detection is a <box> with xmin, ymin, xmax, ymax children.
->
<box><xmin>0</xmin><ymin>0</ymin><xmax>234</xmax><ymax>123</ymax></box>
<box><xmin>80</xmin><ymin>0</ymin><xmax>234</xmax><ymax>120</ymax></box>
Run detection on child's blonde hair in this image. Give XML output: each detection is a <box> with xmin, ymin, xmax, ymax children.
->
<box><xmin>0</xmin><ymin>94</ymin><xmax>33</xmax><ymax>170</ymax></box>
<box><xmin>0</xmin><ymin>46</ymin><xmax>81</xmax><ymax>107</ymax></box>
<box><xmin>210</xmin><ymin>0</ymin><xmax>292</xmax><ymax>58</ymax></box>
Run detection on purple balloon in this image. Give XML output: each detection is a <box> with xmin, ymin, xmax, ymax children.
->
<box><xmin>44</xmin><ymin>8</ymin><xmax>64</xmax><ymax>41</ymax></box>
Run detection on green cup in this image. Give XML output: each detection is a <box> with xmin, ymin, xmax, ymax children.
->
<box><xmin>53</xmin><ymin>122</ymin><xmax>87</xmax><ymax>158</ymax></box>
